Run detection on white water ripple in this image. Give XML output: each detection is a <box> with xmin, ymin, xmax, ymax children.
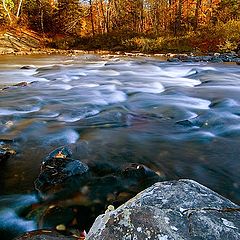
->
<box><xmin>0</xmin><ymin>106</ymin><xmax>41</xmax><ymax>116</ymax></box>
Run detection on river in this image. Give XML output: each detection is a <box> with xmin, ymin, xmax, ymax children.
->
<box><xmin>0</xmin><ymin>54</ymin><xmax>240</xmax><ymax>239</ymax></box>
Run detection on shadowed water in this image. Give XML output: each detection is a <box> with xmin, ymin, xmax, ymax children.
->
<box><xmin>0</xmin><ymin>54</ymin><xmax>240</xmax><ymax>238</ymax></box>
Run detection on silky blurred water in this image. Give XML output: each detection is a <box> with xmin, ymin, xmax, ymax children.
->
<box><xmin>0</xmin><ymin>54</ymin><xmax>240</xmax><ymax>238</ymax></box>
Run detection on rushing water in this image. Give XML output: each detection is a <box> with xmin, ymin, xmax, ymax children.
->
<box><xmin>0</xmin><ymin>54</ymin><xmax>240</xmax><ymax>238</ymax></box>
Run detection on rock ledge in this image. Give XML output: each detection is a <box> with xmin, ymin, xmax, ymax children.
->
<box><xmin>87</xmin><ymin>179</ymin><xmax>240</xmax><ymax>240</ymax></box>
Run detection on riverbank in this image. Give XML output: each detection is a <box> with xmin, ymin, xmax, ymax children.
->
<box><xmin>1</xmin><ymin>29</ymin><xmax>240</xmax><ymax>65</ymax></box>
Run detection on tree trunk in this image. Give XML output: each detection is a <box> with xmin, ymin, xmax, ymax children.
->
<box><xmin>16</xmin><ymin>0</ymin><xmax>23</xmax><ymax>18</ymax></box>
<box><xmin>89</xmin><ymin>0</ymin><xmax>95</xmax><ymax>36</ymax></box>
<box><xmin>40</xmin><ymin>9</ymin><xmax>44</xmax><ymax>33</ymax></box>
<box><xmin>99</xmin><ymin>0</ymin><xmax>107</xmax><ymax>33</ymax></box>
<box><xmin>176</xmin><ymin>0</ymin><xmax>183</xmax><ymax>34</ymax></box>
<box><xmin>194</xmin><ymin>0</ymin><xmax>202</xmax><ymax>30</ymax></box>
<box><xmin>2</xmin><ymin>0</ymin><xmax>12</xmax><ymax>24</ymax></box>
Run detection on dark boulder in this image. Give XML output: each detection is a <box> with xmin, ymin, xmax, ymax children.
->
<box><xmin>35</xmin><ymin>147</ymin><xmax>89</xmax><ymax>200</ymax></box>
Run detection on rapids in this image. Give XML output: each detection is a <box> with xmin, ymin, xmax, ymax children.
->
<box><xmin>0</xmin><ymin>54</ymin><xmax>240</xmax><ymax>239</ymax></box>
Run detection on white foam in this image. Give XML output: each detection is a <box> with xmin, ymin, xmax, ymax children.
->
<box><xmin>104</xmin><ymin>91</ymin><xmax>127</xmax><ymax>104</ymax></box>
<box><xmin>34</xmin><ymin>77</ymin><xmax>50</xmax><ymax>82</ymax></box>
<box><xmin>98</xmin><ymin>84</ymin><xmax>117</xmax><ymax>91</ymax></box>
<box><xmin>105</xmin><ymin>80</ymin><xmax>123</xmax><ymax>85</ymax></box>
<box><xmin>47</xmin><ymin>129</ymin><xmax>80</xmax><ymax>144</ymax></box>
<box><xmin>131</xmin><ymin>82</ymin><xmax>165</xmax><ymax>94</ymax></box>
<box><xmin>160</xmin><ymin>77</ymin><xmax>201</xmax><ymax>87</ymax></box>
<box><xmin>20</xmin><ymin>69</ymin><xmax>37</xmax><ymax>76</ymax></box>
<box><xmin>65</xmin><ymin>129</ymin><xmax>79</xmax><ymax>143</ymax></box>
<box><xmin>56</xmin><ymin>74</ymin><xmax>72</xmax><ymax>82</ymax></box>
<box><xmin>160</xmin><ymin>96</ymin><xmax>211</xmax><ymax>110</ymax></box>
<box><xmin>37</xmin><ymin>112</ymin><xmax>60</xmax><ymax>118</ymax></box>
<box><xmin>51</xmin><ymin>84</ymin><xmax>73</xmax><ymax>90</ymax></box>
<box><xmin>97</xmin><ymin>69</ymin><xmax>120</xmax><ymax>76</ymax></box>
<box><xmin>161</xmin><ymin>66</ymin><xmax>216</xmax><ymax>78</ymax></box>
<box><xmin>58</xmin><ymin>109</ymin><xmax>100</xmax><ymax>122</ymax></box>
<box><xmin>0</xmin><ymin>106</ymin><xmax>41</xmax><ymax>116</ymax></box>
<box><xmin>78</xmin><ymin>83</ymin><xmax>100</xmax><ymax>88</ymax></box>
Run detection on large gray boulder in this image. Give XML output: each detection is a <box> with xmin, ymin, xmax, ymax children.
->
<box><xmin>87</xmin><ymin>179</ymin><xmax>240</xmax><ymax>240</ymax></box>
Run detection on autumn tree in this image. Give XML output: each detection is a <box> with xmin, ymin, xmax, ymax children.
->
<box><xmin>214</xmin><ymin>0</ymin><xmax>240</xmax><ymax>22</ymax></box>
<box><xmin>22</xmin><ymin>0</ymin><xmax>54</xmax><ymax>33</ymax></box>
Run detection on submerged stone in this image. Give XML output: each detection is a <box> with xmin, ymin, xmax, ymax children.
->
<box><xmin>2</xmin><ymin>82</ymin><xmax>28</xmax><ymax>90</ymax></box>
<box><xmin>0</xmin><ymin>146</ymin><xmax>16</xmax><ymax>162</ymax></box>
<box><xmin>26</xmin><ymin>204</ymin><xmax>76</xmax><ymax>229</ymax></box>
<box><xmin>121</xmin><ymin>163</ymin><xmax>160</xmax><ymax>179</ymax></box>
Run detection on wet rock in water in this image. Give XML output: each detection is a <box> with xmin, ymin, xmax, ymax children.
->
<box><xmin>120</xmin><ymin>163</ymin><xmax>161</xmax><ymax>186</ymax></box>
<box><xmin>14</xmin><ymin>229</ymin><xmax>80</xmax><ymax>240</ymax></box>
<box><xmin>176</xmin><ymin>119</ymin><xmax>196</xmax><ymax>127</ymax></box>
<box><xmin>0</xmin><ymin>146</ymin><xmax>16</xmax><ymax>162</ymax></box>
<box><xmin>84</xmin><ymin>162</ymin><xmax>162</xmax><ymax>206</ymax></box>
<box><xmin>167</xmin><ymin>58</ymin><xmax>181</xmax><ymax>62</ymax></box>
<box><xmin>35</xmin><ymin>147</ymin><xmax>161</xmax><ymax>202</ymax></box>
<box><xmin>122</xmin><ymin>163</ymin><xmax>157</xmax><ymax>177</ymax></box>
<box><xmin>20</xmin><ymin>66</ymin><xmax>35</xmax><ymax>70</ymax></box>
<box><xmin>33</xmin><ymin>146</ymin><xmax>163</xmax><ymax>233</ymax></box>
<box><xmin>44</xmin><ymin>147</ymin><xmax>73</xmax><ymax>163</ymax></box>
<box><xmin>35</xmin><ymin>147</ymin><xmax>89</xmax><ymax>199</ymax></box>
<box><xmin>87</xmin><ymin>179</ymin><xmax>240</xmax><ymax>240</ymax></box>
<box><xmin>13</xmin><ymin>82</ymin><xmax>28</xmax><ymax>87</ymax></box>
<box><xmin>32</xmin><ymin>147</ymin><xmax>162</xmax><ymax>233</ymax></box>
<box><xmin>2</xmin><ymin>82</ymin><xmax>28</xmax><ymax>90</ymax></box>
<box><xmin>210</xmin><ymin>57</ymin><xmax>224</xmax><ymax>63</ymax></box>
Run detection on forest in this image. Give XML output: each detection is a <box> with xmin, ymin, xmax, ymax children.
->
<box><xmin>0</xmin><ymin>0</ymin><xmax>240</xmax><ymax>53</ymax></box>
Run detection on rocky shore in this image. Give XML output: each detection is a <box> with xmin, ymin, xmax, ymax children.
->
<box><xmin>166</xmin><ymin>52</ymin><xmax>240</xmax><ymax>65</ymax></box>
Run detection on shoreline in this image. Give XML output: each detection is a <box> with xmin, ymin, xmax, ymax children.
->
<box><xmin>1</xmin><ymin>48</ymin><xmax>239</xmax><ymax>65</ymax></box>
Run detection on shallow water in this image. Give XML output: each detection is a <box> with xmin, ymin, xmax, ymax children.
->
<box><xmin>0</xmin><ymin>54</ymin><xmax>240</xmax><ymax>238</ymax></box>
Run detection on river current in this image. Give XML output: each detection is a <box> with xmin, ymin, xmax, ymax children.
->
<box><xmin>0</xmin><ymin>54</ymin><xmax>240</xmax><ymax>238</ymax></box>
